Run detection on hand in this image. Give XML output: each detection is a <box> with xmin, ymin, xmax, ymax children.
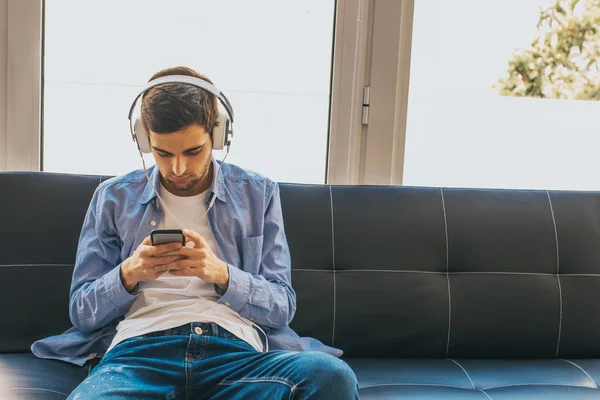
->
<box><xmin>120</xmin><ymin>236</ymin><xmax>184</xmax><ymax>292</ymax></box>
<box><xmin>162</xmin><ymin>229</ymin><xmax>230</xmax><ymax>291</ymax></box>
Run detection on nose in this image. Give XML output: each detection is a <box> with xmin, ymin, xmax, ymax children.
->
<box><xmin>172</xmin><ymin>156</ymin><xmax>186</xmax><ymax>176</ymax></box>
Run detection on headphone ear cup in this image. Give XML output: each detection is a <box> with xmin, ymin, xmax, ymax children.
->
<box><xmin>212</xmin><ymin>111</ymin><xmax>229</xmax><ymax>150</ymax></box>
<box><xmin>224</xmin><ymin>118</ymin><xmax>233</xmax><ymax>147</ymax></box>
<box><xmin>134</xmin><ymin>118</ymin><xmax>152</xmax><ymax>154</ymax></box>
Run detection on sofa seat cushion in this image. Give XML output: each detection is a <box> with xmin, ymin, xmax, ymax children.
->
<box><xmin>2</xmin><ymin>354</ymin><xmax>600</xmax><ymax>399</ymax></box>
<box><xmin>346</xmin><ymin>358</ymin><xmax>600</xmax><ymax>399</ymax></box>
<box><xmin>0</xmin><ymin>353</ymin><xmax>93</xmax><ymax>399</ymax></box>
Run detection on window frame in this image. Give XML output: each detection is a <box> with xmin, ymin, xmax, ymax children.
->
<box><xmin>1</xmin><ymin>0</ymin><xmax>43</xmax><ymax>171</ymax></box>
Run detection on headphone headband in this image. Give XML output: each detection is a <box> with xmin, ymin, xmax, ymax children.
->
<box><xmin>127</xmin><ymin>75</ymin><xmax>234</xmax><ymax>123</ymax></box>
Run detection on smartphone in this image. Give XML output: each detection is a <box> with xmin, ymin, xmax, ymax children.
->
<box><xmin>150</xmin><ymin>229</ymin><xmax>186</xmax><ymax>246</ymax></box>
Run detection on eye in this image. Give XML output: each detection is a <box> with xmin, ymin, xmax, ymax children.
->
<box><xmin>157</xmin><ymin>152</ymin><xmax>171</xmax><ymax>158</ymax></box>
<box><xmin>186</xmin><ymin>150</ymin><xmax>202</xmax><ymax>156</ymax></box>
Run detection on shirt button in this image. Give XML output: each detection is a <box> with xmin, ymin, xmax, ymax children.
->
<box><xmin>151</xmin><ymin>221</ymin><xmax>156</xmax><ymax>226</ymax></box>
<box><xmin>225</xmin><ymin>302</ymin><xmax>231</xmax><ymax>307</ymax></box>
<box><xmin>194</xmin><ymin>327</ymin><xmax>203</xmax><ymax>335</ymax></box>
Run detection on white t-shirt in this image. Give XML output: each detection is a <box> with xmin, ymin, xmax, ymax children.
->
<box><xmin>107</xmin><ymin>183</ymin><xmax>263</xmax><ymax>353</ymax></box>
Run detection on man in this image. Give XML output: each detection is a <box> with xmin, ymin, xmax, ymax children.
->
<box><xmin>32</xmin><ymin>66</ymin><xmax>359</xmax><ymax>399</ymax></box>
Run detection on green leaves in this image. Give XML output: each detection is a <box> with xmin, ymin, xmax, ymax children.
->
<box><xmin>494</xmin><ymin>0</ymin><xmax>600</xmax><ymax>100</ymax></box>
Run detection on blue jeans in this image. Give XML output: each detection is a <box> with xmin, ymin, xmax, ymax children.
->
<box><xmin>68</xmin><ymin>322</ymin><xmax>359</xmax><ymax>399</ymax></box>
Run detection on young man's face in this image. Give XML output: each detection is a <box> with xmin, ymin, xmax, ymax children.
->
<box><xmin>149</xmin><ymin>124</ymin><xmax>213</xmax><ymax>196</ymax></box>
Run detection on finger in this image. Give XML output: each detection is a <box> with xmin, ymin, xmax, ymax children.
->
<box><xmin>148</xmin><ymin>261</ymin><xmax>178</xmax><ymax>274</ymax></box>
<box><xmin>137</xmin><ymin>245</ymin><xmax>155</xmax><ymax>257</ymax></box>
<box><xmin>161</xmin><ymin>247</ymin><xmax>196</xmax><ymax>258</ymax></box>
<box><xmin>134</xmin><ymin>237</ymin><xmax>152</xmax><ymax>254</ymax></box>
<box><xmin>140</xmin><ymin>241</ymin><xmax>182</xmax><ymax>257</ymax></box>
<box><xmin>152</xmin><ymin>241</ymin><xmax>184</xmax><ymax>256</ymax></box>
<box><xmin>182</xmin><ymin>229</ymin><xmax>203</xmax><ymax>247</ymax></box>
<box><xmin>198</xmin><ymin>236</ymin><xmax>209</xmax><ymax>249</ymax></box>
<box><xmin>151</xmin><ymin>263</ymin><xmax>173</xmax><ymax>273</ymax></box>
<box><xmin>146</xmin><ymin>255</ymin><xmax>184</xmax><ymax>269</ymax></box>
<box><xmin>165</xmin><ymin>259</ymin><xmax>197</xmax><ymax>271</ymax></box>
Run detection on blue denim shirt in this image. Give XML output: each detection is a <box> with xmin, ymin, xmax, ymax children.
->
<box><xmin>31</xmin><ymin>159</ymin><xmax>342</xmax><ymax>366</ymax></box>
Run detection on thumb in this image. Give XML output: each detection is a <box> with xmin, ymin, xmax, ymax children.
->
<box><xmin>183</xmin><ymin>229</ymin><xmax>202</xmax><ymax>247</ymax></box>
<box><xmin>133</xmin><ymin>236</ymin><xmax>152</xmax><ymax>255</ymax></box>
<box><xmin>198</xmin><ymin>236</ymin><xmax>209</xmax><ymax>248</ymax></box>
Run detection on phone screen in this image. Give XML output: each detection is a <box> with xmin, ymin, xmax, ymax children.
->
<box><xmin>151</xmin><ymin>229</ymin><xmax>185</xmax><ymax>246</ymax></box>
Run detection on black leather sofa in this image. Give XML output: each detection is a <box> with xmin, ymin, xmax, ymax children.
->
<box><xmin>1</xmin><ymin>171</ymin><xmax>600</xmax><ymax>399</ymax></box>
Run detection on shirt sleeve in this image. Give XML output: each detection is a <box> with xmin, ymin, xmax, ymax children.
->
<box><xmin>216</xmin><ymin>181</ymin><xmax>297</xmax><ymax>329</ymax></box>
<box><xmin>69</xmin><ymin>185</ymin><xmax>138</xmax><ymax>333</ymax></box>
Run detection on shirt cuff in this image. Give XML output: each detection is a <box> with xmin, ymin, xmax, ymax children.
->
<box><xmin>216</xmin><ymin>263</ymin><xmax>252</xmax><ymax>311</ymax></box>
<box><xmin>103</xmin><ymin>263</ymin><xmax>139</xmax><ymax>309</ymax></box>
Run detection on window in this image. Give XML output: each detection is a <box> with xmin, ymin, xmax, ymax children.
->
<box><xmin>43</xmin><ymin>0</ymin><xmax>335</xmax><ymax>183</ymax></box>
<box><xmin>403</xmin><ymin>0</ymin><xmax>600</xmax><ymax>190</ymax></box>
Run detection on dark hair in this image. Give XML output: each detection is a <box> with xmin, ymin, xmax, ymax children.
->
<box><xmin>141</xmin><ymin>66</ymin><xmax>219</xmax><ymax>136</ymax></box>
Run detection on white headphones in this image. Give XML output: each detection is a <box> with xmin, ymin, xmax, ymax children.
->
<box><xmin>128</xmin><ymin>75</ymin><xmax>235</xmax><ymax>153</ymax></box>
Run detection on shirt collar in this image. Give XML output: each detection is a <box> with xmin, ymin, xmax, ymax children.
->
<box><xmin>139</xmin><ymin>157</ymin><xmax>226</xmax><ymax>205</ymax></box>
